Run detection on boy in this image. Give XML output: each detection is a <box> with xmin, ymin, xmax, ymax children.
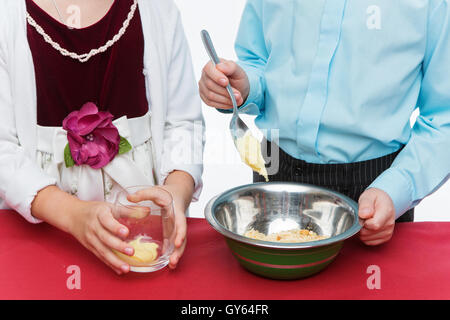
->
<box><xmin>199</xmin><ymin>0</ymin><xmax>450</xmax><ymax>245</ymax></box>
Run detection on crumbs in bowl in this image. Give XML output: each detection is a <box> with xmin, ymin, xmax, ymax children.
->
<box><xmin>244</xmin><ymin>228</ymin><xmax>328</xmax><ymax>243</ymax></box>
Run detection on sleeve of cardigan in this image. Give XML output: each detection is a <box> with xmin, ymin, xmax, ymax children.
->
<box><xmin>158</xmin><ymin>2</ymin><xmax>205</xmax><ymax>201</ymax></box>
<box><xmin>0</xmin><ymin>25</ymin><xmax>57</xmax><ymax>223</ymax></box>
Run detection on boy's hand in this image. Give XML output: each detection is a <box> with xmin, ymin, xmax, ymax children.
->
<box><xmin>358</xmin><ymin>188</ymin><xmax>396</xmax><ymax>246</ymax></box>
<box><xmin>199</xmin><ymin>59</ymin><xmax>250</xmax><ymax>109</ymax></box>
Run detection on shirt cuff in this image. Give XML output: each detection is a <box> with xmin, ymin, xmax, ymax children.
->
<box><xmin>4</xmin><ymin>166</ymin><xmax>57</xmax><ymax>224</ymax></box>
<box><xmin>368</xmin><ymin>168</ymin><xmax>414</xmax><ymax>220</ymax></box>
<box><xmin>239</xmin><ymin>62</ymin><xmax>263</xmax><ymax>108</ymax></box>
<box><xmin>159</xmin><ymin>165</ymin><xmax>203</xmax><ymax>202</ymax></box>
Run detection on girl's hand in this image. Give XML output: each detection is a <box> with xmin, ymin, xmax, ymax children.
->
<box><xmin>127</xmin><ymin>186</ymin><xmax>188</xmax><ymax>270</ymax></box>
<box><xmin>167</xmin><ymin>205</ymin><xmax>187</xmax><ymax>269</ymax></box>
<box><xmin>67</xmin><ymin>202</ymin><xmax>135</xmax><ymax>275</ymax></box>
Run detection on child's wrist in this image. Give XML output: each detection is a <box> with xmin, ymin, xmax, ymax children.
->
<box><xmin>31</xmin><ymin>186</ymin><xmax>83</xmax><ymax>234</ymax></box>
<box><xmin>56</xmin><ymin>197</ymin><xmax>85</xmax><ymax>234</ymax></box>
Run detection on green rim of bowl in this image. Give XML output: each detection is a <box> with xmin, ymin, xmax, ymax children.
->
<box><xmin>204</xmin><ymin>182</ymin><xmax>363</xmax><ymax>250</ymax></box>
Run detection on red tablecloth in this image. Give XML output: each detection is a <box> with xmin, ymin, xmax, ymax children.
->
<box><xmin>0</xmin><ymin>209</ymin><xmax>449</xmax><ymax>300</ymax></box>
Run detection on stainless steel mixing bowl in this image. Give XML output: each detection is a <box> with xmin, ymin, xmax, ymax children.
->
<box><xmin>204</xmin><ymin>182</ymin><xmax>363</xmax><ymax>280</ymax></box>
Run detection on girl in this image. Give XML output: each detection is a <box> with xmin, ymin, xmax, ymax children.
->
<box><xmin>0</xmin><ymin>0</ymin><xmax>204</xmax><ymax>274</ymax></box>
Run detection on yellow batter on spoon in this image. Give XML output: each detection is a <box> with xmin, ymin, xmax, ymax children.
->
<box><xmin>235</xmin><ymin>131</ymin><xmax>269</xmax><ymax>182</ymax></box>
<box><xmin>114</xmin><ymin>236</ymin><xmax>159</xmax><ymax>267</ymax></box>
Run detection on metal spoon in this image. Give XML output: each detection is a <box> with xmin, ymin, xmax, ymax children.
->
<box><xmin>201</xmin><ymin>30</ymin><xmax>250</xmax><ymax>143</ymax></box>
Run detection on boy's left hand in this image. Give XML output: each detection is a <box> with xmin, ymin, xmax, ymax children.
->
<box><xmin>358</xmin><ymin>188</ymin><xmax>396</xmax><ymax>246</ymax></box>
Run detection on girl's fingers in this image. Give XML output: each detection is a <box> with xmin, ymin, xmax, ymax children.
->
<box><xmin>127</xmin><ymin>186</ymin><xmax>173</xmax><ymax>207</ymax></box>
<box><xmin>175</xmin><ymin>232</ymin><xmax>185</xmax><ymax>248</ymax></box>
<box><xmin>175</xmin><ymin>219</ymin><xmax>186</xmax><ymax>248</ymax></box>
<box><xmin>115</xmin><ymin>204</ymin><xmax>150</xmax><ymax>220</ymax></box>
<box><xmin>169</xmin><ymin>250</ymin><xmax>181</xmax><ymax>269</ymax></box>
<box><xmin>95</xmin><ymin>226</ymin><xmax>134</xmax><ymax>257</ymax></box>
<box><xmin>169</xmin><ymin>241</ymin><xmax>186</xmax><ymax>270</ymax></box>
<box><xmin>97</xmin><ymin>209</ymin><xmax>129</xmax><ymax>239</ymax></box>
<box><xmin>169</xmin><ymin>215</ymin><xmax>187</xmax><ymax>269</ymax></box>
<box><xmin>85</xmin><ymin>240</ymin><xmax>124</xmax><ymax>275</ymax></box>
<box><xmin>89</xmin><ymin>235</ymin><xmax>130</xmax><ymax>274</ymax></box>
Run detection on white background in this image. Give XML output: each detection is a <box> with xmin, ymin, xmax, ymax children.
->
<box><xmin>174</xmin><ymin>0</ymin><xmax>450</xmax><ymax>221</ymax></box>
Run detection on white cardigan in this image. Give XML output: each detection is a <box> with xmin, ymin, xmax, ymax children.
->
<box><xmin>0</xmin><ymin>0</ymin><xmax>204</xmax><ymax>223</ymax></box>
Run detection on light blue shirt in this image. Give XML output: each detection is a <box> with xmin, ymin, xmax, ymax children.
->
<box><xmin>234</xmin><ymin>0</ymin><xmax>450</xmax><ymax>218</ymax></box>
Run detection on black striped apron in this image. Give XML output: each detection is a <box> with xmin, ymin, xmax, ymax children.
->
<box><xmin>253</xmin><ymin>139</ymin><xmax>414</xmax><ymax>222</ymax></box>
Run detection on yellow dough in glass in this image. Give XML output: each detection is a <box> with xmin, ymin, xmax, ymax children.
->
<box><xmin>235</xmin><ymin>131</ymin><xmax>269</xmax><ymax>182</ymax></box>
<box><xmin>114</xmin><ymin>236</ymin><xmax>159</xmax><ymax>267</ymax></box>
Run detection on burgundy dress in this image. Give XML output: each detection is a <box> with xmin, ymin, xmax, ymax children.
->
<box><xmin>26</xmin><ymin>0</ymin><xmax>149</xmax><ymax>127</ymax></box>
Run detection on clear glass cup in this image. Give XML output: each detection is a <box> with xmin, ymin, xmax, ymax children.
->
<box><xmin>112</xmin><ymin>186</ymin><xmax>176</xmax><ymax>273</ymax></box>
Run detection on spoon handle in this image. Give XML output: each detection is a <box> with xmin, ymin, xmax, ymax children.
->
<box><xmin>201</xmin><ymin>30</ymin><xmax>238</xmax><ymax>114</ymax></box>
<box><xmin>201</xmin><ymin>30</ymin><xmax>221</xmax><ymax>66</ymax></box>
